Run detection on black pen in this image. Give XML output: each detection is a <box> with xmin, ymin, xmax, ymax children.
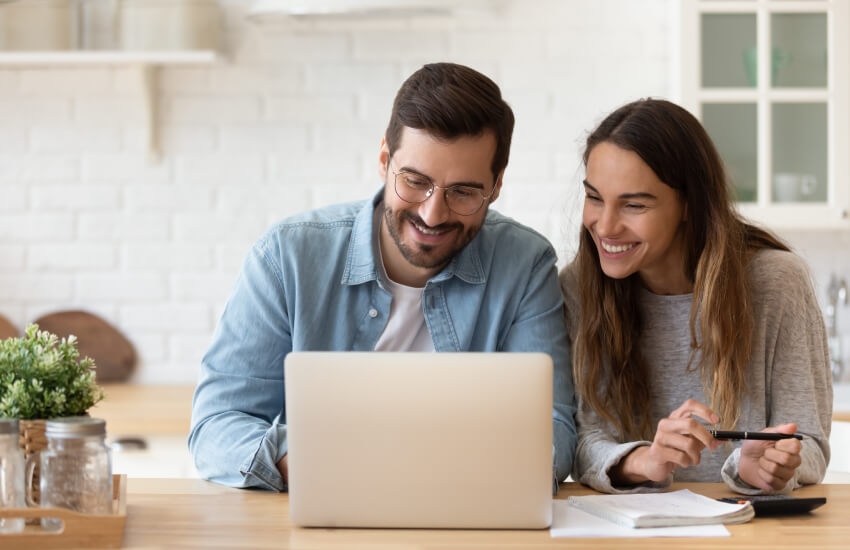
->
<box><xmin>710</xmin><ymin>430</ymin><xmax>805</xmax><ymax>441</ymax></box>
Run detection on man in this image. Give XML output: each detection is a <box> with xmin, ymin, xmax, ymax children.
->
<box><xmin>189</xmin><ymin>62</ymin><xmax>576</xmax><ymax>491</ymax></box>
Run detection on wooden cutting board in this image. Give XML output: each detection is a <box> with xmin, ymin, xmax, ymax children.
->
<box><xmin>33</xmin><ymin>311</ymin><xmax>136</xmax><ymax>383</ymax></box>
<box><xmin>0</xmin><ymin>313</ymin><xmax>18</xmax><ymax>340</ymax></box>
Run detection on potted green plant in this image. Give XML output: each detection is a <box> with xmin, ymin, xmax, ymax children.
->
<box><xmin>0</xmin><ymin>324</ymin><xmax>103</xmax><ymax>509</ymax></box>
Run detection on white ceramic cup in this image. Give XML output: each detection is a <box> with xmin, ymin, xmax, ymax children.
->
<box><xmin>773</xmin><ymin>173</ymin><xmax>818</xmax><ymax>202</ymax></box>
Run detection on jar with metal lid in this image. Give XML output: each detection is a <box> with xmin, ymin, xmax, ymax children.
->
<box><xmin>119</xmin><ymin>0</ymin><xmax>220</xmax><ymax>51</ymax></box>
<box><xmin>0</xmin><ymin>418</ymin><xmax>25</xmax><ymax>534</ymax></box>
<box><xmin>0</xmin><ymin>0</ymin><xmax>79</xmax><ymax>51</ymax></box>
<box><xmin>26</xmin><ymin>417</ymin><xmax>112</xmax><ymax>531</ymax></box>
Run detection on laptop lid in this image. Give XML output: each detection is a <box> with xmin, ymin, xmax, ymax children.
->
<box><xmin>284</xmin><ymin>351</ymin><xmax>553</xmax><ymax>529</ymax></box>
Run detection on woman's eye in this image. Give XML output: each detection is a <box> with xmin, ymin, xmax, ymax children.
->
<box><xmin>585</xmin><ymin>194</ymin><xmax>601</xmax><ymax>202</ymax></box>
<box><xmin>625</xmin><ymin>203</ymin><xmax>647</xmax><ymax>210</ymax></box>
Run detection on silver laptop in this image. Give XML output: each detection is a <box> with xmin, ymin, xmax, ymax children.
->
<box><xmin>284</xmin><ymin>351</ymin><xmax>553</xmax><ymax>529</ymax></box>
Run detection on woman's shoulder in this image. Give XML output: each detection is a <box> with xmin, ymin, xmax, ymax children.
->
<box><xmin>748</xmin><ymin>248</ymin><xmax>811</xmax><ymax>283</ymax></box>
<box><xmin>558</xmin><ymin>260</ymin><xmax>581</xmax><ymax>333</ymax></box>
<box><xmin>747</xmin><ymin>248</ymin><xmax>816</xmax><ymax>302</ymax></box>
<box><xmin>558</xmin><ymin>260</ymin><xmax>580</xmax><ymax>300</ymax></box>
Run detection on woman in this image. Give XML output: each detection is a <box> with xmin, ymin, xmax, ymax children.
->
<box><xmin>561</xmin><ymin>98</ymin><xmax>832</xmax><ymax>494</ymax></box>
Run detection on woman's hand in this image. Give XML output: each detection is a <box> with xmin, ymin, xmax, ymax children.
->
<box><xmin>613</xmin><ymin>399</ymin><xmax>722</xmax><ymax>485</ymax></box>
<box><xmin>738</xmin><ymin>423</ymin><xmax>802</xmax><ymax>492</ymax></box>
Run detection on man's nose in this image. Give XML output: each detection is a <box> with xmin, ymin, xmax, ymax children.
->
<box><xmin>417</xmin><ymin>187</ymin><xmax>452</xmax><ymax>227</ymax></box>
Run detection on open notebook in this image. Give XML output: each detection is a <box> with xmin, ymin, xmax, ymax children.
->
<box><xmin>567</xmin><ymin>490</ymin><xmax>755</xmax><ymax>528</ymax></box>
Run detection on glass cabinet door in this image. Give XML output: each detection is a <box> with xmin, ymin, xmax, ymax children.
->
<box><xmin>683</xmin><ymin>0</ymin><xmax>848</xmax><ymax>226</ymax></box>
<box><xmin>772</xmin><ymin>102</ymin><xmax>827</xmax><ymax>203</ymax></box>
<box><xmin>701</xmin><ymin>14</ymin><xmax>756</xmax><ymax>88</ymax></box>
<box><xmin>702</xmin><ymin>103</ymin><xmax>758</xmax><ymax>202</ymax></box>
<box><xmin>770</xmin><ymin>13</ymin><xmax>826</xmax><ymax>88</ymax></box>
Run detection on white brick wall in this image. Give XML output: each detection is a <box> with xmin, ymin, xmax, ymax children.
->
<box><xmin>3</xmin><ymin>0</ymin><xmax>848</xmax><ymax>384</ymax></box>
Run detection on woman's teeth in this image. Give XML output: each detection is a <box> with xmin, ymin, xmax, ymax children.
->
<box><xmin>601</xmin><ymin>241</ymin><xmax>635</xmax><ymax>253</ymax></box>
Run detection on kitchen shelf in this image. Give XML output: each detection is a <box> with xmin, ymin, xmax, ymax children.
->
<box><xmin>0</xmin><ymin>50</ymin><xmax>223</xmax><ymax>161</ymax></box>
<box><xmin>0</xmin><ymin>50</ymin><xmax>219</xmax><ymax>65</ymax></box>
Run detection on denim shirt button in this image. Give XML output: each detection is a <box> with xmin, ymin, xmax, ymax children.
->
<box><xmin>368</xmin><ymin>308</ymin><xmax>378</xmax><ymax>318</ymax></box>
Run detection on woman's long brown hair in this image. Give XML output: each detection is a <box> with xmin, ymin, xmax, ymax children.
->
<box><xmin>574</xmin><ymin>99</ymin><xmax>789</xmax><ymax>440</ymax></box>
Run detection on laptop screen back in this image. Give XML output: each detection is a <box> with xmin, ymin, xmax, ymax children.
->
<box><xmin>284</xmin><ymin>352</ymin><xmax>553</xmax><ymax>529</ymax></box>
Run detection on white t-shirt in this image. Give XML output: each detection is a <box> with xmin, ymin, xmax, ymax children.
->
<box><xmin>372</xmin><ymin>204</ymin><xmax>435</xmax><ymax>352</ymax></box>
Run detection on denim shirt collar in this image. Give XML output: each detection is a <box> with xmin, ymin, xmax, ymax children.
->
<box><xmin>341</xmin><ymin>188</ymin><xmax>487</xmax><ymax>287</ymax></box>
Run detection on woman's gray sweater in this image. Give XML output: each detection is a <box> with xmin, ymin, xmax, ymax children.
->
<box><xmin>560</xmin><ymin>249</ymin><xmax>832</xmax><ymax>494</ymax></box>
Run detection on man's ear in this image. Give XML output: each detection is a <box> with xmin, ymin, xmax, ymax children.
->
<box><xmin>378</xmin><ymin>136</ymin><xmax>390</xmax><ymax>181</ymax></box>
<box><xmin>489</xmin><ymin>170</ymin><xmax>505</xmax><ymax>203</ymax></box>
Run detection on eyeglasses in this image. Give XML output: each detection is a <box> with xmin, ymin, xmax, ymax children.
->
<box><xmin>390</xmin><ymin>163</ymin><xmax>495</xmax><ymax>216</ymax></box>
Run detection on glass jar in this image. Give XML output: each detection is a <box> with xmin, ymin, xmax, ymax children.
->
<box><xmin>0</xmin><ymin>419</ymin><xmax>25</xmax><ymax>534</ymax></box>
<box><xmin>119</xmin><ymin>0</ymin><xmax>220</xmax><ymax>51</ymax></box>
<box><xmin>28</xmin><ymin>417</ymin><xmax>112</xmax><ymax>532</ymax></box>
<box><xmin>0</xmin><ymin>0</ymin><xmax>79</xmax><ymax>51</ymax></box>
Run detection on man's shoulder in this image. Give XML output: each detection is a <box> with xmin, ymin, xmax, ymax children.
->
<box><xmin>273</xmin><ymin>199</ymin><xmax>367</xmax><ymax>230</ymax></box>
<box><xmin>257</xmin><ymin>199</ymin><xmax>368</xmax><ymax>247</ymax></box>
<box><xmin>480</xmin><ymin>209</ymin><xmax>556</xmax><ymax>256</ymax></box>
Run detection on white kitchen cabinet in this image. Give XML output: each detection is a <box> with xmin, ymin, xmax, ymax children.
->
<box><xmin>825</xmin><ymin>419</ymin><xmax>850</xmax><ymax>482</ymax></box>
<box><xmin>824</xmin><ymin>383</ymin><xmax>850</xmax><ymax>482</ymax></box>
<box><xmin>680</xmin><ymin>0</ymin><xmax>850</xmax><ymax>229</ymax></box>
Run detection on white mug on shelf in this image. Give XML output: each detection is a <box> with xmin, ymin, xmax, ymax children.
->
<box><xmin>773</xmin><ymin>172</ymin><xmax>818</xmax><ymax>202</ymax></box>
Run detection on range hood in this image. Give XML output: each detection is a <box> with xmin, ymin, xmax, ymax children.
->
<box><xmin>247</xmin><ymin>0</ymin><xmax>496</xmax><ymax>19</ymax></box>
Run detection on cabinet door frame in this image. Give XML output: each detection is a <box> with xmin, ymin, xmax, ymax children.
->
<box><xmin>680</xmin><ymin>0</ymin><xmax>849</xmax><ymax>229</ymax></box>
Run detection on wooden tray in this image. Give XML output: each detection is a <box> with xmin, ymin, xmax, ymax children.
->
<box><xmin>0</xmin><ymin>474</ymin><xmax>127</xmax><ymax>549</ymax></box>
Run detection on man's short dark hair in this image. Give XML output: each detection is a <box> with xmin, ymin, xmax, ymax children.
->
<box><xmin>385</xmin><ymin>62</ymin><xmax>515</xmax><ymax>180</ymax></box>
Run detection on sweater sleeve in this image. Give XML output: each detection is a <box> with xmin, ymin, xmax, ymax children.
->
<box><xmin>721</xmin><ymin>251</ymin><xmax>832</xmax><ymax>493</ymax></box>
<box><xmin>573</xmin><ymin>398</ymin><xmax>672</xmax><ymax>493</ymax></box>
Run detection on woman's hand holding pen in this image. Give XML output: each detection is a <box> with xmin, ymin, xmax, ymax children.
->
<box><xmin>613</xmin><ymin>399</ymin><xmax>723</xmax><ymax>485</ymax></box>
<box><xmin>738</xmin><ymin>423</ymin><xmax>802</xmax><ymax>492</ymax></box>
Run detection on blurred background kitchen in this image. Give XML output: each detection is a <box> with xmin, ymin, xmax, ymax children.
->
<box><xmin>1</xmin><ymin>0</ymin><xmax>848</xmax><ymax>478</ymax></box>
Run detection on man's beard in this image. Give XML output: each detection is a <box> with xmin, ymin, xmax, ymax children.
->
<box><xmin>382</xmin><ymin>205</ymin><xmax>482</xmax><ymax>270</ymax></box>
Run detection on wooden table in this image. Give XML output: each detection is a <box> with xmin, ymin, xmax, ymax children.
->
<box><xmin>89</xmin><ymin>384</ymin><xmax>195</xmax><ymax>436</ymax></box>
<box><xmin>115</xmin><ymin>479</ymin><xmax>848</xmax><ymax>549</ymax></box>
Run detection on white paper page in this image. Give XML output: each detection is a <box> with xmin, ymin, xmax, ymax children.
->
<box><xmin>550</xmin><ymin>501</ymin><xmax>730</xmax><ymax>538</ymax></box>
<box><xmin>570</xmin><ymin>489</ymin><xmax>750</xmax><ymax>521</ymax></box>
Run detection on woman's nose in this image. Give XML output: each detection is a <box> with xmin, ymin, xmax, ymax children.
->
<box><xmin>594</xmin><ymin>206</ymin><xmax>621</xmax><ymax>237</ymax></box>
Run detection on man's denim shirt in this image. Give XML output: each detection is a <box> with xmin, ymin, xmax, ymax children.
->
<box><xmin>189</xmin><ymin>189</ymin><xmax>577</xmax><ymax>492</ymax></box>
